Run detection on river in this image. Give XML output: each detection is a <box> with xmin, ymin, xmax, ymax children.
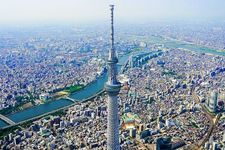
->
<box><xmin>0</xmin><ymin>120</ymin><xmax>8</xmax><ymax>128</ymax></box>
<box><xmin>69</xmin><ymin>53</ymin><xmax>128</xmax><ymax>100</ymax></box>
<box><xmin>0</xmin><ymin>36</ymin><xmax>224</xmax><ymax>129</ymax></box>
<box><xmin>0</xmin><ymin>53</ymin><xmax>130</xmax><ymax>128</ymax></box>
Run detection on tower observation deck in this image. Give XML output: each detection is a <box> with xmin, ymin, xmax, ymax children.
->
<box><xmin>104</xmin><ymin>4</ymin><xmax>121</xmax><ymax>150</ymax></box>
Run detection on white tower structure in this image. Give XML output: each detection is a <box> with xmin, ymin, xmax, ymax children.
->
<box><xmin>105</xmin><ymin>5</ymin><xmax>121</xmax><ymax>150</ymax></box>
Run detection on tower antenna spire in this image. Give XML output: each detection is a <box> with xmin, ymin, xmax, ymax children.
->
<box><xmin>110</xmin><ymin>4</ymin><xmax>114</xmax><ymax>51</ymax></box>
<box><xmin>105</xmin><ymin>4</ymin><xmax>121</xmax><ymax>150</ymax></box>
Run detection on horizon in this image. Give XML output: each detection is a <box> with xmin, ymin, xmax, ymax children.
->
<box><xmin>0</xmin><ymin>1</ymin><xmax>225</xmax><ymax>149</ymax></box>
<box><xmin>0</xmin><ymin>0</ymin><xmax>225</xmax><ymax>26</ymax></box>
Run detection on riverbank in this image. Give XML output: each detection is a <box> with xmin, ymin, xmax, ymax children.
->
<box><xmin>52</xmin><ymin>84</ymin><xmax>84</xmax><ymax>99</ymax></box>
<box><xmin>0</xmin><ymin>39</ymin><xmax>223</xmax><ymax>129</ymax></box>
<box><xmin>0</xmin><ymin>84</ymin><xmax>84</xmax><ymax>118</ymax></box>
<box><xmin>0</xmin><ymin>89</ymin><xmax>107</xmax><ymax>139</ymax></box>
<box><xmin>0</xmin><ymin>52</ymin><xmax>131</xmax><ymax>129</ymax></box>
<box><xmin>0</xmin><ymin>110</ymin><xmax>66</xmax><ymax>139</ymax></box>
<box><xmin>128</xmin><ymin>35</ymin><xmax>225</xmax><ymax>56</ymax></box>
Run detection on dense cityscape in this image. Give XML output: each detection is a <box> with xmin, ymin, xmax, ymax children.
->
<box><xmin>0</xmin><ymin>1</ymin><xmax>225</xmax><ymax>150</ymax></box>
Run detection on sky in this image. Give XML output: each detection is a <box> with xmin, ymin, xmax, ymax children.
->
<box><xmin>0</xmin><ymin>0</ymin><xmax>225</xmax><ymax>25</ymax></box>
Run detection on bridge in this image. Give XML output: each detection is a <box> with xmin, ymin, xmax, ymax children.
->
<box><xmin>0</xmin><ymin>114</ymin><xmax>15</xmax><ymax>125</ymax></box>
<box><xmin>64</xmin><ymin>96</ymin><xmax>78</xmax><ymax>103</ymax></box>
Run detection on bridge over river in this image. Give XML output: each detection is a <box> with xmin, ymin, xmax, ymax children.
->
<box><xmin>0</xmin><ymin>114</ymin><xmax>15</xmax><ymax>126</ymax></box>
<box><xmin>0</xmin><ymin>51</ymin><xmax>161</xmax><ymax>129</ymax></box>
<box><xmin>64</xmin><ymin>96</ymin><xmax>78</xmax><ymax>103</ymax></box>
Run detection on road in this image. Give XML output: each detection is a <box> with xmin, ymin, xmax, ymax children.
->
<box><xmin>192</xmin><ymin>89</ymin><xmax>220</xmax><ymax>149</ymax></box>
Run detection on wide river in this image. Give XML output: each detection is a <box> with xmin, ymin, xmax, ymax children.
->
<box><xmin>0</xmin><ymin>53</ymin><xmax>129</xmax><ymax>128</ymax></box>
<box><xmin>0</xmin><ymin>36</ymin><xmax>224</xmax><ymax>128</ymax></box>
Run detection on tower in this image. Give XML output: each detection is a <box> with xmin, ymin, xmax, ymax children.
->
<box><xmin>105</xmin><ymin>5</ymin><xmax>121</xmax><ymax>150</ymax></box>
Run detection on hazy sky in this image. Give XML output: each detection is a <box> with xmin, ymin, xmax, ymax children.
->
<box><xmin>0</xmin><ymin>0</ymin><xmax>225</xmax><ymax>25</ymax></box>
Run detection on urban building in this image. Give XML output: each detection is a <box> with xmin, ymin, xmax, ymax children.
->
<box><xmin>208</xmin><ymin>90</ymin><xmax>218</xmax><ymax>113</ymax></box>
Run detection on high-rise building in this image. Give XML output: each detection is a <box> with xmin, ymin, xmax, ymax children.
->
<box><xmin>155</xmin><ymin>137</ymin><xmax>172</xmax><ymax>150</ymax></box>
<box><xmin>104</xmin><ymin>5</ymin><xmax>121</xmax><ymax>150</ymax></box>
<box><xmin>157</xmin><ymin>110</ymin><xmax>163</xmax><ymax>129</ymax></box>
<box><xmin>129</xmin><ymin>54</ymin><xmax>134</xmax><ymax>68</ymax></box>
<box><xmin>223</xmin><ymin>131</ymin><xmax>225</xmax><ymax>142</ymax></box>
<box><xmin>212</xmin><ymin>141</ymin><xmax>218</xmax><ymax>150</ymax></box>
<box><xmin>208</xmin><ymin>90</ymin><xmax>218</xmax><ymax>113</ymax></box>
<box><xmin>146</xmin><ymin>75</ymin><xmax>151</xmax><ymax>89</ymax></box>
<box><xmin>129</xmin><ymin>128</ymin><xmax>136</xmax><ymax>138</ymax></box>
<box><xmin>138</xmin><ymin>124</ymin><xmax>144</xmax><ymax>133</ymax></box>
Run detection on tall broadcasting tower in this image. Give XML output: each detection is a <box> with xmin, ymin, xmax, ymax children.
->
<box><xmin>105</xmin><ymin>5</ymin><xmax>121</xmax><ymax>150</ymax></box>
